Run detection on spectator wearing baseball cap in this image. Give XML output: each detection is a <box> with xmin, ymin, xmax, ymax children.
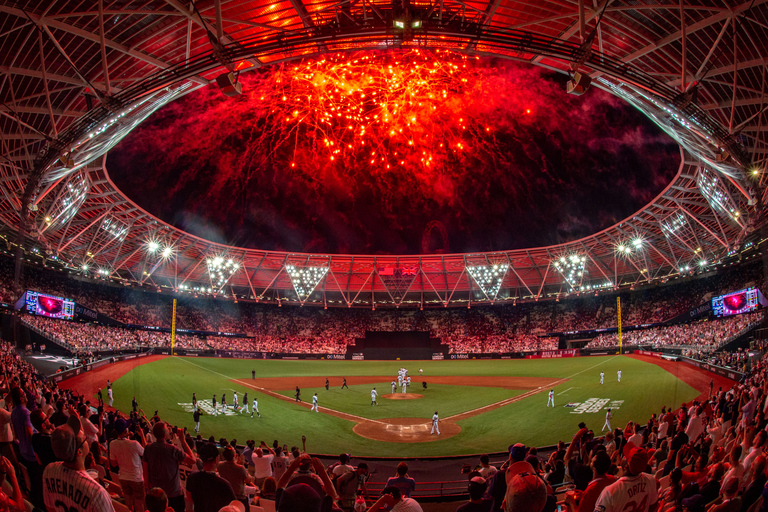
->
<box><xmin>109</xmin><ymin>417</ymin><xmax>147</xmax><ymax>512</ymax></box>
<box><xmin>503</xmin><ymin>460</ymin><xmax>547</xmax><ymax>512</ymax></box>
<box><xmin>43</xmin><ymin>413</ymin><xmax>116</xmax><ymax>512</ymax></box>
<box><xmin>456</xmin><ymin>475</ymin><xmax>493</xmax><ymax>512</ymax></box>
<box><xmin>488</xmin><ymin>443</ymin><xmax>528</xmax><ymax>512</ymax></box>
<box><xmin>593</xmin><ymin>445</ymin><xmax>658</xmax><ymax>512</ymax></box>
<box><xmin>186</xmin><ymin>442</ymin><xmax>237</xmax><ymax>512</ymax></box>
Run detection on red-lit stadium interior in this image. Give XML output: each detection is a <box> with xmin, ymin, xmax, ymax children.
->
<box><xmin>2</xmin><ymin>0</ymin><xmax>768</xmax><ymax>510</ymax></box>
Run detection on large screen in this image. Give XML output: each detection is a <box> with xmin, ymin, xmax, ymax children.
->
<box><xmin>712</xmin><ymin>287</ymin><xmax>759</xmax><ymax>317</ymax></box>
<box><xmin>26</xmin><ymin>291</ymin><xmax>75</xmax><ymax>320</ymax></box>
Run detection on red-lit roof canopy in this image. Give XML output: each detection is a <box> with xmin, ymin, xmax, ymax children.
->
<box><xmin>0</xmin><ymin>0</ymin><xmax>766</xmax><ymax>307</ymax></box>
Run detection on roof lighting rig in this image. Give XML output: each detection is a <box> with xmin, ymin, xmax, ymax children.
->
<box><xmin>286</xmin><ymin>264</ymin><xmax>329</xmax><ymax>304</ymax></box>
<box><xmin>466</xmin><ymin>262</ymin><xmax>509</xmax><ymax>301</ymax></box>
<box><xmin>554</xmin><ymin>255</ymin><xmax>586</xmax><ymax>291</ymax></box>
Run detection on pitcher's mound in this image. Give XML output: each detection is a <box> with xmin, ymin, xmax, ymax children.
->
<box><xmin>353</xmin><ymin>417</ymin><xmax>460</xmax><ymax>442</ymax></box>
<box><xmin>384</xmin><ymin>393</ymin><xmax>423</xmax><ymax>400</ymax></box>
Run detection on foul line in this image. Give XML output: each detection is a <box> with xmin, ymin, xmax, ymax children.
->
<box><xmin>174</xmin><ymin>357</ymin><xmax>388</xmax><ymax>425</ymax></box>
<box><xmin>557</xmin><ymin>387</ymin><xmax>575</xmax><ymax>395</ymax></box>
<box><xmin>176</xmin><ymin>354</ymin><xmax>620</xmax><ymax>427</ymax></box>
<box><xmin>444</xmin><ymin>355</ymin><xmax>619</xmax><ymax>421</ymax></box>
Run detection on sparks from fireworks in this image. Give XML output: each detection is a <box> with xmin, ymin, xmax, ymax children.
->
<box><xmin>244</xmin><ymin>49</ymin><xmax>508</xmax><ymax>174</ymax></box>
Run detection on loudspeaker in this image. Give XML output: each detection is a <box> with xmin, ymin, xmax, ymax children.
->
<box><xmin>567</xmin><ymin>72</ymin><xmax>592</xmax><ymax>95</ymax></box>
<box><xmin>215</xmin><ymin>72</ymin><xmax>242</xmax><ymax>97</ymax></box>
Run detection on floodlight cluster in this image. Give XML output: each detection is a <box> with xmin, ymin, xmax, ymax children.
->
<box><xmin>207</xmin><ymin>256</ymin><xmax>240</xmax><ymax>290</ymax></box>
<box><xmin>554</xmin><ymin>255</ymin><xmax>586</xmax><ymax>289</ymax></box>
<box><xmin>43</xmin><ymin>171</ymin><xmax>90</xmax><ymax>231</ymax></box>
<box><xmin>696</xmin><ymin>168</ymin><xmax>741</xmax><ymax>223</ymax></box>
<box><xmin>145</xmin><ymin>239</ymin><xmax>174</xmax><ymax>259</ymax></box>
<box><xmin>245</xmin><ymin>49</ymin><xmax>502</xmax><ymax>173</ymax></box>
<box><xmin>466</xmin><ymin>263</ymin><xmax>509</xmax><ymax>298</ymax></box>
<box><xmin>661</xmin><ymin>212</ymin><xmax>687</xmax><ymax>237</ymax></box>
<box><xmin>101</xmin><ymin>216</ymin><xmax>128</xmax><ymax>241</ymax></box>
<box><xmin>616</xmin><ymin>237</ymin><xmax>644</xmax><ymax>254</ymax></box>
<box><xmin>286</xmin><ymin>265</ymin><xmax>329</xmax><ymax>300</ymax></box>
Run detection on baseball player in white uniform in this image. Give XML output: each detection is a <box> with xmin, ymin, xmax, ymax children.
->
<box><xmin>602</xmin><ymin>408</ymin><xmax>612</xmax><ymax>432</ymax></box>
<box><xmin>311</xmin><ymin>393</ymin><xmax>318</xmax><ymax>412</ymax></box>
<box><xmin>391</xmin><ymin>380</ymin><xmax>397</xmax><ymax>394</ymax></box>
<box><xmin>371</xmin><ymin>388</ymin><xmax>378</xmax><ymax>406</ymax></box>
<box><xmin>618</xmin><ymin>369</ymin><xmax>622</xmax><ymax>383</ymax></box>
<box><xmin>107</xmin><ymin>385</ymin><xmax>113</xmax><ymax>407</ymax></box>
<box><xmin>407</xmin><ymin>376</ymin><xmax>411</xmax><ymax>389</ymax></box>
<box><xmin>251</xmin><ymin>397</ymin><xmax>260</xmax><ymax>418</ymax></box>
<box><xmin>233</xmin><ymin>392</ymin><xmax>238</xmax><ymax>411</ymax></box>
<box><xmin>402</xmin><ymin>380</ymin><xmax>407</xmax><ymax>393</ymax></box>
<box><xmin>547</xmin><ymin>389</ymin><xmax>555</xmax><ymax>407</ymax></box>
<box><xmin>431</xmin><ymin>411</ymin><xmax>441</xmax><ymax>435</ymax></box>
<box><xmin>600</xmin><ymin>372</ymin><xmax>604</xmax><ymax>384</ymax></box>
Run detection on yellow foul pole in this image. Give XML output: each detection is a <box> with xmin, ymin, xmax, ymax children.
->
<box><xmin>617</xmin><ymin>296</ymin><xmax>622</xmax><ymax>355</ymax></box>
<box><xmin>171</xmin><ymin>298</ymin><xmax>177</xmax><ymax>356</ymax></box>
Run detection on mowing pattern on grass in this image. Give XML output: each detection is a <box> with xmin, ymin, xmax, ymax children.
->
<box><xmin>92</xmin><ymin>355</ymin><xmax>722</xmax><ymax>457</ymax></box>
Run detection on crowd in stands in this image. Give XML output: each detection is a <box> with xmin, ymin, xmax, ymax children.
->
<box><xmin>681</xmin><ymin>348</ymin><xmax>752</xmax><ymax>372</ymax></box>
<box><xmin>0</xmin><ymin>254</ymin><xmax>766</xmax><ymax>337</ymax></box>
<box><xmin>586</xmin><ymin>312</ymin><xmax>765</xmax><ymax>351</ymax></box>
<box><xmin>1</xmin><ymin>254</ymin><xmax>767</xmax><ymax>357</ymax></box>
<box><xmin>6</xmin><ymin>325</ymin><xmax>768</xmax><ymax>512</ymax></box>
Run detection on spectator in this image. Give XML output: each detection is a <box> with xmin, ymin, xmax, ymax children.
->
<box><xmin>44</xmin><ymin>414</ymin><xmax>115</xmax><ymax>511</ymax></box>
<box><xmin>186</xmin><ymin>443</ymin><xmax>236</xmax><ymax>512</ymax></box>
<box><xmin>337</xmin><ymin>463</ymin><xmax>369</xmax><ymax>512</ymax></box>
<box><xmin>217</xmin><ymin>446</ymin><xmax>252</xmax><ymax>509</ymax></box>
<box><xmin>478</xmin><ymin>454</ymin><xmax>497</xmax><ymax>479</ymax></box>
<box><xmin>369</xmin><ymin>486</ymin><xmax>423</xmax><ymax>512</ymax></box>
<box><xmin>109</xmin><ymin>418</ymin><xmax>147</xmax><ymax>512</ymax></box>
<box><xmin>142</xmin><ymin>422</ymin><xmax>196</xmax><ymax>512</ymax></box>
<box><xmin>386</xmin><ymin>462</ymin><xmax>416</xmax><ymax>498</ymax></box>
<box><xmin>456</xmin><ymin>475</ymin><xmax>492</xmax><ymax>512</ymax></box>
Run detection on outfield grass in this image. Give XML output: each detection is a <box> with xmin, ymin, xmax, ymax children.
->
<box><xmin>110</xmin><ymin>355</ymin><xmax>700</xmax><ymax>457</ymax></box>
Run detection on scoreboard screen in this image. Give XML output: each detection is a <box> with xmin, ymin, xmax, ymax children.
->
<box><xmin>712</xmin><ymin>287</ymin><xmax>758</xmax><ymax>317</ymax></box>
<box><xmin>26</xmin><ymin>291</ymin><xmax>75</xmax><ymax>320</ymax></box>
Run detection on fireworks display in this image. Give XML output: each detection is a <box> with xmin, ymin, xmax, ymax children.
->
<box><xmin>261</xmin><ymin>50</ymin><xmax>497</xmax><ymax>173</ymax></box>
<box><xmin>108</xmin><ymin>50</ymin><xmax>679</xmax><ymax>254</ymax></box>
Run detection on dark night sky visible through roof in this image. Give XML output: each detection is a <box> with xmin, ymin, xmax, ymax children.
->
<box><xmin>107</xmin><ymin>53</ymin><xmax>680</xmax><ymax>255</ymax></box>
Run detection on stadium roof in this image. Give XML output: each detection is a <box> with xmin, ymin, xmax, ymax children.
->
<box><xmin>0</xmin><ymin>0</ymin><xmax>766</xmax><ymax>308</ymax></box>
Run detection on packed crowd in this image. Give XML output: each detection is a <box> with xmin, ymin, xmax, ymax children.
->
<box><xmin>0</xmin><ymin>254</ymin><xmax>766</xmax><ymax>337</ymax></box>
<box><xmin>586</xmin><ymin>312</ymin><xmax>765</xmax><ymax>351</ymax></box>
<box><xmin>681</xmin><ymin>348</ymin><xmax>752</xmax><ymax>372</ymax></box>
<box><xmin>6</xmin><ymin>330</ymin><xmax>768</xmax><ymax>512</ymax></box>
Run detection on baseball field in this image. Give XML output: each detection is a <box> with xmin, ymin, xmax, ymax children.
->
<box><xmin>64</xmin><ymin>353</ymin><xmax>729</xmax><ymax>457</ymax></box>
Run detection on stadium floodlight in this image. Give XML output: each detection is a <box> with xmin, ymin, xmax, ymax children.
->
<box><xmin>101</xmin><ymin>216</ymin><xmax>128</xmax><ymax>241</ymax></box>
<box><xmin>146</xmin><ymin>240</ymin><xmax>160</xmax><ymax>253</ymax></box>
<box><xmin>206</xmin><ymin>255</ymin><xmax>240</xmax><ymax>293</ymax></box>
<box><xmin>286</xmin><ymin>264</ymin><xmax>329</xmax><ymax>303</ymax></box>
<box><xmin>696</xmin><ymin>168</ymin><xmax>743</xmax><ymax>224</ymax></box>
<box><xmin>553</xmin><ymin>254</ymin><xmax>586</xmax><ymax>290</ymax></box>
<box><xmin>40</xmin><ymin>170</ymin><xmax>90</xmax><ymax>233</ymax></box>
<box><xmin>466</xmin><ymin>263</ymin><xmax>509</xmax><ymax>300</ymax></box>
<box><xmin>161</xmin><ymin>246</ymin><xmax>173</xmax><ymax>259</ymax></box>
